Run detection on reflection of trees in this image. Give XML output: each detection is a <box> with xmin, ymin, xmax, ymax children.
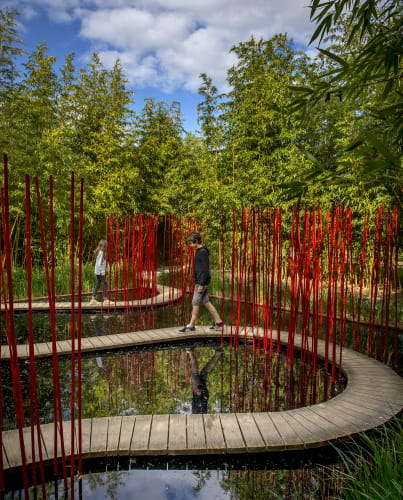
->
<box><xmin>192</xmin><ymin>470</ymin><xmax>212</xmax><ymax>494</ymax></box>
<box><xmin>0</xmin><ymin>343</ymin><xmax>343</xmax><ymax>429</ymax></box>
<box><xmin>84</xmin><ymin>470</ymin><xmax>128</xmax><ymax>500</ymax></box>
<box><xmin>220</xmin><ymin>467</ymin><xmax>340</xmax><ymax>500</ymax></box>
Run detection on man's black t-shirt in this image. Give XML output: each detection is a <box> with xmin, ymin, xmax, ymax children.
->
<box><xmin>194</xmin><ymin>246</ymin><xmax>211</xmax><ymax>286</ymax></box>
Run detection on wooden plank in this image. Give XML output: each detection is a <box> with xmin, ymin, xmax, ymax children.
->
<box><xmin>107</xmin><ymin>416</ymin><xmax>122</xmax><ymax>455</ymax></box>
<box><xmin>148</xmin><ymin>415</ymin><xmax>169</xmax><ymax>454</ymax></box>
<box><xmin>268</xmin><ymin>412</ymin><xmax>302</xmax><ymax>449</ymax></box>
<box><xmin>308</xmin><ymin>403</ymin><xmax>363</xmax><ymax>436</ymax></box>
<box><xmin>61</xmin><ymin>420</ymin><xmax>77</xmax><ymax>456</ymax></box>
<box><xmin>23</xmin><ymin>425</ymin><xmax>48</xmax><ymax>466</ymax></box>
<box><xmin>80</xmin><ymin>337</ymin><xmax>97</xmax><ymax>351</ymax></box>
<box><xmin>80</xmin><ymin>419</ymin><xmax>92</xmax><ymax>457</ymax></box>
<box><xmin>281</xmin><ymin>411</ymin><xmax>318</xmax><ymax>447</ymax></box>
<box><xmin>93</xmin><ymin>335</ymin><xmax>115</xmax><ymax>347</ymax></box>
<box><xmin>252</xmin><ymin>412</ymin><xmax>284</xmax><ymax>449</ymax></box>
<box><xmin>35</xmin><ymin>342</ymin><xmax>53</xmax><ymax>357</ymax></box>
<box><xmin>0</xmin><ymin>345</ymin><xmax>10</xmax><ymax>359</ymax></box>
<box><xmin>130</xmin><ymin>415</ymin><xmax>152</xmax><ymax>455</ymax></box>
<box><xmin>186</xmin><ymin>414</ymin><xmax>206</xmax><ymax>453</ymax></box>
<box><xmin>220</xmin><ymin>413</ymin><xmax>245</xmax><ymax>453</ymax></box>
<box><xmin>203</xmin><ymin>414</ymin><xmax>225</xmax><ymax>452</ymax></box>
<box><xmin>90</xmin><ymin>417</ymin><xmax>108</xmax><ymax>454</ymax></box>
<box><xmin>118</xmin><ymin>416</ymin><xmax>136</xmax><ymax>455</ymax></box>
<box><xmin>16</xmin><ymin>345</ymin><xmax>29</xmax><ymax>358</ymax></box>
<box><xmin>81</xmin><ymin>336</ymin><xmax>100</xmax><ymax>349</ymax></box>
<box><xmin>288</xmin><ymin>408</ymin><xmax>336</xmax><ymax>442</ymax></box>
<box><xmin>347</xmin><ymin>388</ymin><xmax>403</xmax><ymax>407</ymax></box>
<box><xmin>126</xmin><ymin>332</ymin><xmax>153</xmax><ymax>343</ymax></box>
<box><xmin>2</xmin><ymin>429</ymin><xmax>22</xmax><ymax>468</ymax></box>
<box><xmin>168</xmin><ymin>414</ymin><xmax>187</xmax><ymax>454</ymax></box>
<box><xmin>2</xmin><ymin>441</ymin><xmax>10</xmax><ymax>469</ymax></box>
<box><xmin>113</xmin><ymin>333</ymin><xmax>134</xmax><ymax>345</ymax></box>
<box><xmin>56</xmin><ymin>341</ymin><xmax>67</xmax><ymax>354</ymax></box>
<box><xmin>39</xmin><ymin>423</ymin><xmax>55</xmax><ymax>462</ymax></box>
<box><xmin>236</xmin><ymin>413</ymin><xmax>266</xmax><ymax>452</ymax></box>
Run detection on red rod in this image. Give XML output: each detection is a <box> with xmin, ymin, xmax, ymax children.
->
<box><xmin>1</xmin><ymin>155</ymin><xmax>29</xmax><ymax>495</ymax></box>
<box><xmin>69</xmin><ymin>172</ymin><xmax>76</xmax><ymax>497</ymax></box>
<box><xmin>35</xmin><ymin>176</ymin><xmax>67</xmax><ymax>486</ymax></box>
<box><xmin>25</xmin><ymin>175</ymin><xmax>47</xmax><ymax>497</ymax></box>
<box><xmin>77</xmin><ymin>178</ymin><xmax>84</xmax><ymax>476</ymax></box>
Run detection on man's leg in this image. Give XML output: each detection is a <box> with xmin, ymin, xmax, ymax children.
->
<box><xmin>186</xmin><ymin>348</ymin><xmax>199</xmax><ymax>372</ymax></box>
<box><xmin>201</xmin><ymin>348</ymin><xmax>223</xmax><ymax>375</ymax></box>
<box><xmin>204</xmin><ymin>301</ymin><xmax>222</xmax><ymax>324</ymax></box>
<box><xmin>188</xmin><ymin>305</ymin><xmax>200</xmax><ymax>327</ymax></box>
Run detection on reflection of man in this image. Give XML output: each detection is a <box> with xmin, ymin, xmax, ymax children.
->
<box><xmin>187</xmin><ymin>347</ymin><xmax>224</xmax><ymax>414</ymax></box>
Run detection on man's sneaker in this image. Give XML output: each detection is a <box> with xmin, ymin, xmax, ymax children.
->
<box><xmin>102</xmin><ymin>299</ymin><xmax>111</xmax><ymax>306</ymax></box>
<box><xmin>89</xmin><ymin>298</ymin><xmax>100</xmax><ymax>305</ymax></box>
<box><xmin>210</xmin><ymin>322</ymin><xmax>223</xmax><ymax>330</ymax></box>
<box><xmin>179</xmin><ymin>326</ymin><xmax>196</xmax><ymax>333</ymax></box>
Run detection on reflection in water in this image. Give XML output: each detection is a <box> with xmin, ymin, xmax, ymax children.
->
<box><xmin>187</xmin><ymin>346</ymin><xmax>224</xmax><ymax>414</ymax></box>
<box><xmin>90</xmin><ymin>314</ymin><xmax>110</xmax><ymax>370</ymax></box>
<box><xmin>1</xmin><ymin>344</ymin><xmax>344</xmax><ymax>430</ymax></box>
<box><xmin>8</xmin><ymin>456</ymin><xmax>345</xmax><ymax>499</ymax></box>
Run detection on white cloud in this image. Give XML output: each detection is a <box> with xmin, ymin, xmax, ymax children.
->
<box><xmin>14</xmin><ymin>0</ymin><xmax>315</xmax><ymax>93</ymax></box>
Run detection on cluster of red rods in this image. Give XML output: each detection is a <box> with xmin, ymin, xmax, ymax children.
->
<box><xmin>0</xmin><ymin>153</ymin><xmax>400</xmax><ymax>496</ymax></box>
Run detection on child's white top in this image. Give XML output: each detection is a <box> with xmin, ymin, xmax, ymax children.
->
<box><xmin>95</xmin><ymin>250</ymin><xmax>106</xmax><ymax>275</ymax></box>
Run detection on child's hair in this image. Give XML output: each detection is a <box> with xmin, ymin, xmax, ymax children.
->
<box><xmin>94</xmin><ymin>239</ymin><xmax>108</xmax><ymax>257</ymax></box>
<box><xmin>186</xmin><ymin>232</ymin><xmax>202</xmax><ymax>244</ymax></box>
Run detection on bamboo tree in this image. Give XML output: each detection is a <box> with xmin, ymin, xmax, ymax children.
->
<box><xmin>133</xmin><ymin>98</ymin><xmax>185</xmax><ymax>213</ymax></box>
<box><xmin>290</xmin><ymin>0</ymin><xmax>402</xmax><ymax>208</ymax></box>
<box><xmin>220</xmin><ymin>35</ymin><xmax>310</xmax><ymax>208</ymax></box>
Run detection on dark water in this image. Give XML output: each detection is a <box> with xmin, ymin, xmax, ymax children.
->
<box><xmin>1</xmin><ymin>342</ymin><xmax>344</xmax><ymax>430</ymax></box>
<box><xmin>5</xmin><ymin>459</ymin><xmax>344</xmax><ymax>499</ymax></box>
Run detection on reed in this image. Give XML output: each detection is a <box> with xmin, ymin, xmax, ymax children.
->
<box><xmin>10</xmin><ymin>263</ymin><xmax>95</xmax><ymax>299</ymax></box>
<box><xmin>331</xmin><ymin>416</ymin><xmax>403</xmax><ymax>499</ymax></box>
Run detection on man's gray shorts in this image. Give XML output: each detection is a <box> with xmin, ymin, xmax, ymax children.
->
<box><xmin>192</xmin><ymin>285</ymin><xmax>210</xmax><ymax>306</ymax></box>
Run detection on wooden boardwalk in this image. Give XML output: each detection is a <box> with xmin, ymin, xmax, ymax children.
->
<box><xmin>2</xmin><ymin>326</ymin><xmax>403</xmax><ymax>471</ymax></box>
<box><xmin>2</xmin><ymin>284</ymin><xmax>182</xmax><ymax>313</ymax></box>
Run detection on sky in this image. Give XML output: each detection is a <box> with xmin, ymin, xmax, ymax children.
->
<box><xmin>6</xmin><ymin>0</ymin><xmax>317</xmax><ymax>133</ymax></box>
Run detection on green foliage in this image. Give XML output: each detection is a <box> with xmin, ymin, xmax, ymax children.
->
<box><xmin>0</xmin><ymin>7</ymin><xmax>400</xmax><ymax>260</ymax></box>
<box><xmin>289</xmin><ymin>1</ymin><xmax>402</xmax><ymax>208</ymax></box>
<box><xmin>331</xmin><ymin>416</ymin><xmax>403</xmax><ymax>499</ymax></box>
<box><xmin>10</xmin><ymin>262</ymin><xmax>96</xmax><ymax>298</ymax></box>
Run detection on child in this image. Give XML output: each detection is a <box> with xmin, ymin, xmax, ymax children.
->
<box><xmin>89</xmin><ymin>239</ymin><xmax>110</xmax><ymax>305</ymax></box>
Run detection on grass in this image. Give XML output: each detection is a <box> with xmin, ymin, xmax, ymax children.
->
<box><xmin>10</xmin><ymin>262</ymin><xmax>96</xmax><ymax>299</ymax></box>
<box><xmin>330</xmin><ymin>415</ymin><xmax>403</xmax><ymax>499</ymax></box>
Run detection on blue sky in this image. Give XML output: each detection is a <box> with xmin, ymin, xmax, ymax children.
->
<box><xmin>7</xmin><ymin>0</ymin><xmax>317</xmax><ymax>133</ymax></box>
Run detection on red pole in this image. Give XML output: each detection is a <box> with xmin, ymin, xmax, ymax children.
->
<box><xmin>35</xmin><ymin>176</ymin><xmax>68</xmax><ymax>487</ymax></box>
<box><xmin>77</xmin><ymin>178</ymin><xmax>84</xmax><ymax>476</ymax></box>
<box><xmin>1</xmin><ymin>155</ymin><xmax>29</xmax><ymax>494</ymax></box>
<box><xmin>25</xmin><ymin>175</ymin><xmax>47</xmax><ymax>497</ymax></box>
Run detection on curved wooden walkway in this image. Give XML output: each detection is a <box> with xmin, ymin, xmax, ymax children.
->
<box><xmin>2</xmin><ymin>284</ymin><xmax>182</xmax><ymax>313</ymax></box>
<box><xmin>2</xmin><ymin>326</ymin><xmax>403</xmax><ymax>471</ymax></box>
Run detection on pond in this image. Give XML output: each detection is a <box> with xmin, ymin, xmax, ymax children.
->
<box><xmin>1</xmin><ymin>341</ymin><xmax>344</xmax><ymax>430</ymax></box>
<box><xmin>1</xmin><ymin>298</ymin><xmax>399</xmax><ymax>499</ymax></box>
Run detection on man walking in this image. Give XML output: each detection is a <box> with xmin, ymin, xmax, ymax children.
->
<box><xmin>179</xmin><ymin>232</ymin><xmax>223</xmax><ymax>332</ymax></box>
